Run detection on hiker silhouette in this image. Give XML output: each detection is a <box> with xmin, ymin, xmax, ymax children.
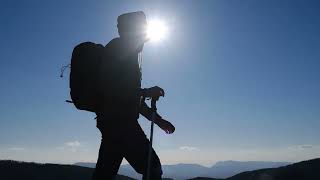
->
<box><xmin>91</xmin><ymin>11</ymin><xmax>175</xmax><ymax>180</ymax></box>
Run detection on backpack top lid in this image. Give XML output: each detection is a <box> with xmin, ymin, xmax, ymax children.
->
<box><xmin>117</xmin><ymin>11</ymin><xmax>147</xmax><ymax>37</ymax></box>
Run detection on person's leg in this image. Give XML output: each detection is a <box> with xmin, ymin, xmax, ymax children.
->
<box><xmin>123</xmin><ymin>121</ymin><xmax>162</xmax><ymax>180</ymax></box>
<box><xmin>92</xmin><ymin>133</ymin><xmax>123</xmax><ymax>180</ymax></box>
<box><xmin>141</xmin><ymin>148</ymin><xmax>163</xmax><ymax>180</ymax></box>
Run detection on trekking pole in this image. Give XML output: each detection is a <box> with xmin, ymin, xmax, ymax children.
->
<box><xmin>146</xmin><ymin>96</ymin><xmax>159</xmax><ymax>180</ymax></box>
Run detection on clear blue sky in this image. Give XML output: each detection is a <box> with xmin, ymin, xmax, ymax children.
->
<box><xmin>0</xmin><ymin>0</ymin><xmax>319</xmax><ymax>165</ymax></box>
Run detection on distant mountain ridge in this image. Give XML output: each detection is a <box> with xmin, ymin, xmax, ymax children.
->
<box><xmin>75</xmin><ymin>160</ymin><xmax>291</xmax><ymax>179</ymax></box>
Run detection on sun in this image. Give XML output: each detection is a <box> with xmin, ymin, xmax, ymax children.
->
<box><xmin>146</xmin><ymin>19</ymin><xmax>168</xmax><ymax>42</ymax></box>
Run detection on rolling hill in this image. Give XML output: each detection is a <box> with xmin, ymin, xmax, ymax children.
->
<box><xmin>189</xmin><ymin>158</ymin><xmax>320</xmax><ymax>180</ymax></box>
<box><xmin>0</xmin><ymin>160</ymin><xmax>133</xmax><ymax>180</ymax></box>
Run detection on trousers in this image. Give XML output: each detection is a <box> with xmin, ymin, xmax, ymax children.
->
<box><xmin>92</xmin><ymin>114</ymin><xmax>162</xmax><ymax>180</ymax></box>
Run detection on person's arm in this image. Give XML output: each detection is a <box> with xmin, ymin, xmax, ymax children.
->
<box><xmin>139</xmin><ymin>99</ymin><xmax>175</xmax><ymax>134</ymax></box>
<box><xmin>140</xmin><ymin>100</ymin><xmax>161</xmax><ymax>121</ymax></box>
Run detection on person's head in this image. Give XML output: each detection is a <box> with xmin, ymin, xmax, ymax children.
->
<box><xmin>117</xmin><ymin>11</ymin><xmax>148</xmax><ymax>42</ymax></box>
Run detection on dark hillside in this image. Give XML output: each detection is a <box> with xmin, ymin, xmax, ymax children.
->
<box><xmin>228</xmin><ymin>158</ymin><xmax>320</xmax><ymax>180</ymax></box>
<box><xmin>0</xmin><ymin>160</ymin><xmax>133</xmax><ymax>180</ymax></box>
<box><xmin>189</xmin><ymin>158</ymin><xmax>320</xmax><ymax>180</ymax></box>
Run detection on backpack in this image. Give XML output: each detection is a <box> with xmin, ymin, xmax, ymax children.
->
<box><xmin>69</xmin><ymin>42</ymin><xmax>104</xmax><ymax>112</ymax></box>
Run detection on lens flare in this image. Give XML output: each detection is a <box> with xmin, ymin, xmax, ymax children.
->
<box><xmin>146</xmin><ymin>19</ymin><xmax>168</xmax><ymax>42</ymax></box>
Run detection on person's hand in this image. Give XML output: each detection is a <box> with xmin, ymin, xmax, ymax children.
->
<box><xmin>143</xmin><ymin>86</ymin><xmax>165</xmax><ymax>98</ymax></box>
<box><xmin>155</xmin><ymin>118</ymin><xmax>175</xmax><ymax>134</ymax></box>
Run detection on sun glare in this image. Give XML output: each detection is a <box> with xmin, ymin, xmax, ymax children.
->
<box><xmin>146</xmin><ymin>19</ymin><xmax>168</xmax><ymax>42</ymax></box>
